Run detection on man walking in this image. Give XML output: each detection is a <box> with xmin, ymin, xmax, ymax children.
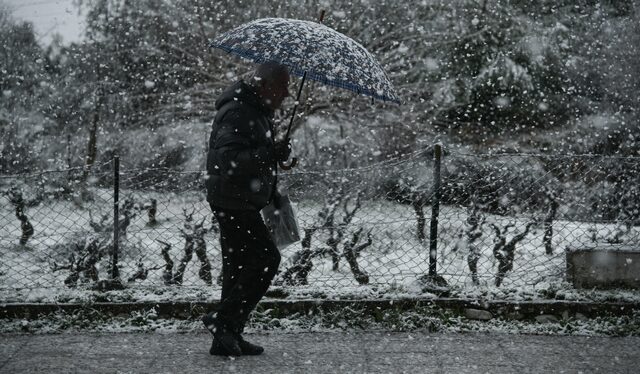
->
<box><xmin>203</xmin><ymin>62</ymin><xmax>292</xmax><ymax>356</ymax></box>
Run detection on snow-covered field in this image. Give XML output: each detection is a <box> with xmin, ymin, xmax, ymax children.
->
<box><xmin>1</xmin><ymin>187</ymin><xmax>639</xmax><ymax>303</ymax></box>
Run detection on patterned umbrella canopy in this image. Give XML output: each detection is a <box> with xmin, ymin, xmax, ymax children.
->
<box><xmin>210</xmin><ymin>17</ymin><xmax>400</xmax><ymax>104</ymax></box>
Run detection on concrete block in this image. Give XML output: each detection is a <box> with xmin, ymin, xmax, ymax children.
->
<box><xmin>535</xmin><ymin>314</ymin><xmax>560</xmax><ymax>323</ymax></box>
<box><xmin>566</xmin><ymin>245</ymin><xmax>640</xmax><ymax>289</ymax></box>
<box><xmin>464</xmin><ymin>308</ymin><xmax>493</xmax><ymax>321</ymax></box>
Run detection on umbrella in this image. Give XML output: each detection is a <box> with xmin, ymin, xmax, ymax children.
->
<box><xmin>209</xmin><ymin>12</ymin><xmax>400</xmax><ymax>168</ymax></box>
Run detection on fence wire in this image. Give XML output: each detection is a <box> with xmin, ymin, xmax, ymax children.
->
<box><xmin>1</xmin><ymin>150</ymin><xmax>638</xmax><ymax>295</ymax></box>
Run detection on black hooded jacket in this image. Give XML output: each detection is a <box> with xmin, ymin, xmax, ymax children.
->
<box><xmin>205</xmin><ymin>81</ymin><xmax>277</xmax><ymax>210</ymax></box>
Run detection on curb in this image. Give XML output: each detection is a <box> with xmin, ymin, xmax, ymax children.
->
<box><xmin>2</xmin><ymin>298</ymin><xmax>639</xmax><ymax>321</ymax></box>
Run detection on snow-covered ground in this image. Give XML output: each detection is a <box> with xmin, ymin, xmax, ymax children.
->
<box><xmin>1</xmin><ymin>187</ymin><xmax>639</xmax><ymax>304</ymax></box>
<box><xmin>2</xmin><ymin>302</ymin><xmax>639</xmax><ymax>337</ymax></box>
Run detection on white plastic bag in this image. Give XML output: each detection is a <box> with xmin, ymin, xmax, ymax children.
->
<box><xmin>261</xmin><ymin>194</ymin><xmax>301</xmax><ymax>250</ymax></box>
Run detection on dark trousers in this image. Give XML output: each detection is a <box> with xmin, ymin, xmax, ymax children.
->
<box><xmin>210</xmin><ymin>205</ymin><xmax>281</xmax><ymax>333</ymax></box>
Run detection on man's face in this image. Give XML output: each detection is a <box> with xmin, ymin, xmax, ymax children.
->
<box><xmin>261</xmin><ymin>72</ymin><xmax>290</xmax><ymax>111</ymax></box>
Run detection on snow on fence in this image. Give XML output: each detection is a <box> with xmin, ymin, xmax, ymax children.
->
<box><xmin>1</xmin><ymin>148</ymin><xmax>639</xmax><ymax>296</ymax></box>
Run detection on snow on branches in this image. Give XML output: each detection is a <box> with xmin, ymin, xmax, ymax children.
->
<box><xmin>278</xmin><ymin>186</ymin><xmax>372</xmax><ymax>286</ymax></box>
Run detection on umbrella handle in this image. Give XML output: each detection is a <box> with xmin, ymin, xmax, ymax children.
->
<box><xmin>279</xmin><ymin>157</ymin><xmax>298</xmax><ymax>170</ymax></box>
<box><xmin>278</xmin><ymin>10</ymin><xmax>323</xmax><ymax>173</ymax></box>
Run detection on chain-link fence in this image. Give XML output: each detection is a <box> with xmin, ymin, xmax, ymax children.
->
<box><xmin>1</xmin><ymin>147</ymin><xmax>639</xmax><ymax>297</ymax></box>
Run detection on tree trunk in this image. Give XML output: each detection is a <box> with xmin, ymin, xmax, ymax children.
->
<box><xmin>195</xmin><ymin>239</ymin><xmax>212</xmax><ymax>285</ymax></box>
<box><xmin>173</xmin><ymin>239</ymin><xmax>194</xmax><ymax>285</ymax></box>
<box><xmin>81</xmin><ymin>94</ymin><xmax>100</xmax><ymax>185</ymax></box>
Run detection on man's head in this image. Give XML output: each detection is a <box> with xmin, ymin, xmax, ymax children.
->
<box><xmin>251</xmin><ymin>62</ymin><xmax>290</xmax><ymax>111</ymax></box>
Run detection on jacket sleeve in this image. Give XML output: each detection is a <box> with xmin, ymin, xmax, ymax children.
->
<box><xmin>210</xmin><ymin>109</ymin><xmax>273</xmax><ymax>178</ymax></box>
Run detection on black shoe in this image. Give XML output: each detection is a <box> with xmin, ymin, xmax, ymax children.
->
<box><xmin>209</xmin><ymin>339</ymin><xmax>229</xmax><ymax>356</ymax></box>
<box><xmin>201</xmin><ymin>313</ymin><xmax>242</xmax><ymax>356</ymax></box>
<box><xmin>238</xmin><ymin>337</ymin><xmax>264</xmax><ymax>355</ymax></box>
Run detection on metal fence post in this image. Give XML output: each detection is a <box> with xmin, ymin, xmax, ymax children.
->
<box><xmin>112</xmin><ymin>155</ymin><xmax>120</xmax><ymax>280</ymax></box>
<box><xmin>429</xmin><ymin>143</ymin><xmax>442</xmax><ymax>277</ymax></box>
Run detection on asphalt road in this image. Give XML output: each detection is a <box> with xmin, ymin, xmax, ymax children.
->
<box><xmin>1</xmin><ymin>331</ymin><xmax>639</xmax><ymax>373</ymax></box>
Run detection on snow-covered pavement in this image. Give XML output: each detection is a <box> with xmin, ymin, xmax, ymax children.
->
<box><xmin>1</xmin><ymin>331</ymin><xmax>638</xmax><ymax>373</ymax></box>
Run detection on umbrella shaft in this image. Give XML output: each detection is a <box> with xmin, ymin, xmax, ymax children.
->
<box><xmin>285</xmin><ymin>70</ymin><xmax>307</xmax><ymax>140</ymax></box>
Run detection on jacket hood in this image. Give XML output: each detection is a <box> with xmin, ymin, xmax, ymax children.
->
<box><xmin>215</xmin><ymin>80</ymin><xmax>273</xmax><ymax>116</ymax></box>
